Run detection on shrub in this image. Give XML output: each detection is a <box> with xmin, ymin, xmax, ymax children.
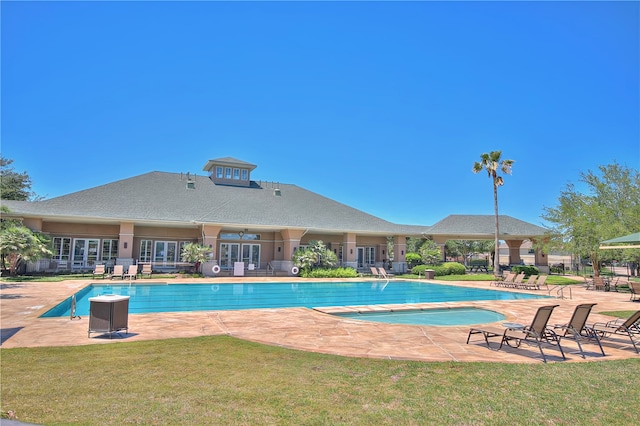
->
<box><xmin>510</xmin><ymin>265</ymin><xmax>539</xmax><ymax>276</ymax></box>
<box><xmin>405</xmin><ymin>252</ymin><xmax>422</xmax><ymax>269</ymax></box>
<box><xmin>412</xmin><ymin>262</ymin><xmax>466</xmax><ymax>277</ymax></box>
<box><xmin>300</xmin><ymin>267</ymin><xmax>358</xmax><ymax>278</ymax></box>
<box><xmin>411</xmin><ymin>265</ymin><xmax>429</xmax><ymax>275</ymax></box>
<box><xmin>442</xmin><ymin>262</ymin><xmax>467</xmax><ymax>275</ymax></box>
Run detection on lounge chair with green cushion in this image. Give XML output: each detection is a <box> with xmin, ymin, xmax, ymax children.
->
<box><xmin>467</xmin><ymin>304</ymin><xmax>565</xmax><ymax>363</ymax></box>
<box><xmin>587</xmin><ymin>310</ymin><xmax>640</xmax><ymax>354</ymax></box>
<box><xmin>553</xmin><ymin>303</ymin><xmax>605</xmax><ymax>358</ymax></box>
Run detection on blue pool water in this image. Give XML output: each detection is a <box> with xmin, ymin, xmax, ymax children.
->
<box><xmin>41</xmin><ymin>281</ymin><xmax>547</xmax><ymax>318</ymax></box>
<box><xmin>333</xmin><ymin>307</ymin><xmax>506</xmax><ymax>326</ymax></box>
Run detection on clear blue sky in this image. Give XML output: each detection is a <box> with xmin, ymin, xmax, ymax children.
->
<box><xmin>2</xmin><ymin>1</ymin><xmax>638</xmax><ymax>228</ymax></box>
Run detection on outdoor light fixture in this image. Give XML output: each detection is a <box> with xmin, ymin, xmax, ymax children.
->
<box><xmin>278</xmin><ymin>247</ymin><xmax>281</xmax><ymax>252</ymax></box>
<box><xmin>238</xmin><ymin>231</ymin><xmax>244</xmax><ymax>239</ymax></box>
<box><xmin>124</xmin><ymin>242</ymin><xmax>128</xmax><ymax>249</ymax></box>
<box><xmin>350</xmin><ymin>249</ymin><xmax>353</xmax><ymax>254</ymax></box>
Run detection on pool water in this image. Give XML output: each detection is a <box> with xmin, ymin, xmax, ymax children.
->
<box><xmin>41</xmin><ymin>281</ymin><xmax>546</xmax><ymax>318</ymax></box>
<box><xmin>333</xmin><ymin>307</ymin><xmax>506</xmax><ymax>326</ymax></box>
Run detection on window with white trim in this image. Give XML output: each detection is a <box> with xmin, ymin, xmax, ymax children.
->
<box><xmin>101</xmin><ymin>239</ymin><xmax>119</xmax><ymax>261</ymax></box>
<box><xmin>52</xmin><ymin>237</ymin><xmax>71</xmax><ymax>260</ymax></box>
<box><xmin>140</xmin><ymin>240</ymin><xmax>152</xmax><ymax>263</ymax></box>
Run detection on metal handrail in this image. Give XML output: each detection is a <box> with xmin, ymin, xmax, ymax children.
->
<box><xmin>549</xmin><ymin>285</ymin><xmax>572</xmax><ymax>300</ymax></box>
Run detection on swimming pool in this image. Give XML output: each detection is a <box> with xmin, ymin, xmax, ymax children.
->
<box><xmin>41</xmin><ymin>281</ymin><xmax>547</xmax><ymax>318</ymax></box>
<box><xmin>333</xmin><ymin>307</ymin><xmax>506</xmax><ymax>326</ymax></box>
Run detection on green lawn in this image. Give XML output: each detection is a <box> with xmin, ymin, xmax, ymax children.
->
<box><xmin>2</xmin><ymin>336</ymin><xmax>639</xmax><ymax>425</ymax></box>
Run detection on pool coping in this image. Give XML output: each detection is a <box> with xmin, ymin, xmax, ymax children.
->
<box><xmin>1</xmin><ymin>277</ymin><xmax>639</xmax><ymax>363</ymax></box>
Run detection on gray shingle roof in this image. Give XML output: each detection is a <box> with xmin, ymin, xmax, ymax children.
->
<box><xmin>1</xmin><ymin>173</ymin><xmax>548</xmax><ymax>240</ymax></box>
<box><xmin>425</xmin><ymin>214</ymin><xmax>548</xmax><ymax>239</ymax></box>
<box><xmin>2</xmin><ymin>172</ymin><xmax>401</xmax><ymax>234</ymax></box>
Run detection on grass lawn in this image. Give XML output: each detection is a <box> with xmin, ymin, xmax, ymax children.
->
<box><xmin>2</xmin><ymin>336</ymin><xmax>639</xmax><ymax>425</ymax></box>
<box><xmin>401</xmin><ymin>273</ymin><xmax>583</xmax><ymax>286</ymax></box>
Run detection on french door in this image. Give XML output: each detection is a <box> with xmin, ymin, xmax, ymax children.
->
<box><xmin>72</xmin><ymin>239</ymin><xmax>100</xmax><ymax>268</ymax></box>
<box><xmin>154</xmin><ymin>241</ymin><xmax>178</xmax><ymax>265</ymax></box>
<box><xmin>220</xmin><ymin>243</ymin><xmax>260</xmax><ymax>269</ymax></box>
<box><xmin>219</xmin><ymin>243</ymin><xmax>240</xmax><ymax>269</ymax></box>
<box><xmin>356</xmin><ymin>247</ymin><xmax>375</xmax><ymax>268</ymax></box>
<box><xmin>242</xmin><ymin>244</ymin><xmax>260</xmax><ymax>268</ymax></box>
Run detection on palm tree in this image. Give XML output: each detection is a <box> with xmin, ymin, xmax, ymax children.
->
<box><xmin>473</xmin><ymin>151</ymin><xmax>514</xmax><ymax>277</ymax></box>
<box><xmin>180</xmin><ymin>242</ymin><xmax>212</xmax><ymax>274</ymax></box>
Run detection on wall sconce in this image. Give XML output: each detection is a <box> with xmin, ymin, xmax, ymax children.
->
<box><xmin>350</xmin><ymin>249</ymin><xmax>353</xmax><ymax>254</ymax></box>
<box><xmin>238</xmin><ymin>231</ymin><xmax>244</xmax><ymax>239</ymax></box>
<box><xmin>401</xmin><ymin>250</ymin><xmax>404</xmax><ymax>255</ymax></box>
<box><xmin>382</xmin><ymin>250</ymin><xmax>385</xmax><ymax>255</ymax></box>
<box><xmin>278</xmin><ymin>247</ymin><xmax>281</xmax><ymax>252</ymax></box>
<box><xmin>124</xmin><ymin>242</ymin><xmax>128</xmax><ymax>249</ymax></box>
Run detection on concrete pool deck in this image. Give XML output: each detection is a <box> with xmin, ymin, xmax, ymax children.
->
<box><xmin>1</xmin><ymin>277</ymin><xmax>639</xmax><ymax>363</ymax></box>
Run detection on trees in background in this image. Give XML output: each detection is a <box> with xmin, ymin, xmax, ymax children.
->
<box><xmin>0</xmin><ymin>209</ymin><xmax>53</xmax><ymax>275</ymax></box>
<box><xmin>473</xmin><ymin>151</ymin><xmax>514</xmax><ymax>276</ymax></box>
<box><xmin>292</xmin><ymin>240</ymin><xmax>338</xmax><ymax>271</ymax></box>
<box><xmin>1</xmin><ymin>156</ymin><xmax>35</xmax><ymax>201</ymax></box>
<box><xmin>542</xmin><ymin>162</ymin><xmax>640</xmax><ymax>277</ymax></box>
<box><xmin>445</xmin><ymin>240</ymin><xmax>495</xmax><ymax>267</ymax></box>
<box><xmin>1</xmin><ymin>157</ymin><xmax>51</xmax><ymax>275</ymax></box>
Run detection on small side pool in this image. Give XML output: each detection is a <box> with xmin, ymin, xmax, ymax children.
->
<box><xmin>331</xmin><ymin>307</ymin><xmax>505</xmax><ymax>326</ymax></box>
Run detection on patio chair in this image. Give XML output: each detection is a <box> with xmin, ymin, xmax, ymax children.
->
<box><xmin>110</xmin><ymin>264</ymin><xmax>124</xmax><ymax>280</ymax></box>
<box><xmin>521</xmin><ymin>275</ymin><xmax>538</xmax><ymax>290</ymax></box>
<box><xmin>141</xmin><ymin>263</ymin><xmax>153</xmax><ymax>278</ymax></box>
<box><xmin>553</xmin><ymin>303</ymin><xmax>605</xmax><ymax>358</ymax></box>
<box><xmin>592</xmin><ymin>276</ymin><xmax>608</xmax><ymax>291</ymax></box>
<box><xmin>628</xmin><ymin>281</ymin><xmax>640</xmax><ymax>302</ymax></box>
<box><xmin>587</xmin><ymin>310</ymin><xmax>640</xmax><ymax>354</ymax></box>
<box><xmin>123</xmin><ymin>264</ymin><xmax>138</xmax><ymax>280</ymax></box>
<box><xmin>502</xmin><ymin>272</ymin><xmax>525</xmax><ymax>289</ymax></box>
<box><xmin>608</xmin><ymin>277</ymin><xmax>626</xmax><ymax>292</ymax></box>
<box><xmin>370</xmin><ymin>266</ymin><xmax>382</xmax><ymax>278</ymax></box>
<box><xmin>92</xmin><ymin>264</ymin><xmax>106</xmax><ymax>279</ymax></box>
<box><xmin>467</xmin><ymin>304</ymin><xmax>565</xmax><ymax>363</ymax></box>
<box><xmin>378</xmin><ymin>267</ymin><xmax>395</xmax><ymax>279</ymax></box>
<box><xmin>532</xmin><ymin>275</ymin><xmax>548</xmax><ymax>291</ymax></box>
<box><xmin>491</xmin><ymin>272</ymin><xmax>515</xmax><ymax>287</ymax></box>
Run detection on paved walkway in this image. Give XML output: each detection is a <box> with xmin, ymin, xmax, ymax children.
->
<box><xmin>1</xmin><ymin>277</ymin><xmax>638</xmax><ymax>363</ymax></box>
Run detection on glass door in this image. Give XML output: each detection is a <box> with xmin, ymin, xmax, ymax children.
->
<box><xmin>72</xmin><ymin>239</ymin><xmax>100</xmax><ymax>268</ymax></box>
<box><xmin>357</xmin><ymin>247</ymin><xmax>364</xmax><ymax>268</ymax></box>
<box><xmin>242</xmin><ymin>244</ymin><xmax>260</xmax><ymax>268</ymax></box>
<box><xmin>220</xmin><ymin>243</ymin><xmax>240</xmax><ymax>269</ymax></box>
<box><xmin>154</xmin><ymin>241</ymin><xmax>178</xmax><ymax>266</ymax></box>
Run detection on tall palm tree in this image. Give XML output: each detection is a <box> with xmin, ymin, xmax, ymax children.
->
<box><xmin>473</xmin><ymin>151</ymin><xmax>514</xmax><ymax>277</ymax></box>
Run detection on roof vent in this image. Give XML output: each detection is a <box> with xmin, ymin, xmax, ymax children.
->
<box><xmin>274</xmin><ymin>188</ymin><xmax>281</xmax><ymax>196</ymax></box>
<box><xmin>181</xmin><ymin>172</ymin><xmax>196</xmax><ymax>189</ymax></box>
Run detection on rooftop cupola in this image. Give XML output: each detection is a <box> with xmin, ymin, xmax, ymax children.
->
<box><xmin>202</xmin><ymin>157</ymin><xmax>257</xmax><ymax>187</ymax></box>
